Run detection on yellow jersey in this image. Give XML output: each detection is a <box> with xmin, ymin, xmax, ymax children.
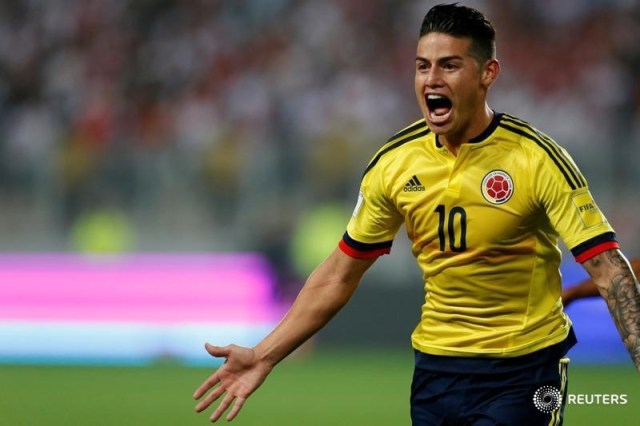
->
<box><xmin>339</xmin><ymin>112</ymin><xmax>618</xmax><ymax>357</ymax></box>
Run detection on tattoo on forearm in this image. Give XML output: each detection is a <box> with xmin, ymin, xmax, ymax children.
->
<box><xmin>606</xmin><ymin>250</ymin><xmax>626</xmax><ymax>269</ymax></box>
<box><xmin>599</xmin><ymin>251</ymin><xmax>640</xmax><ymax>369</ymax></box>
<box><xmin>587</xmin><ymin>256</ymin><xmax>602</xmax><ymax>269</ymax></box>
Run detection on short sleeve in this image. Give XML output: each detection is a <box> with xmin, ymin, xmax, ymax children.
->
<box><xmin>534</xmin><ymin>146</ymin><xmax>618</xmax><ymax>263</ymax></box>
<box><xmin>339</xmin><ymin>163</ymin><xmax>404</xmax><ymax>259</ymax></box>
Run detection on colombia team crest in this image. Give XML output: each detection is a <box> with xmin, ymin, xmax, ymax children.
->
<box><xmin>481</xmin><ymin>170</ymin><xmax>514</xmax><ymax>204</ymax></box>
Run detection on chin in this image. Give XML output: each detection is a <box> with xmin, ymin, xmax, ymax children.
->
<box><xmin>425</xmin><ymin>117</ymin><xmax>454</xmax><ymax>135</ymax></box>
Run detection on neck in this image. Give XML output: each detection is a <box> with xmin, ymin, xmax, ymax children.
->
<box><xmin>439</xmin><ymin>104</ymin><xmax>494</xmax><ymax>156</ymax></box>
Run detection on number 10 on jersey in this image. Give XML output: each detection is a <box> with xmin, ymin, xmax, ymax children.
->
<box><xmin>435</xmin><ymin>204</ymin><xmax>467</xmax><ymax>252</ymax></box>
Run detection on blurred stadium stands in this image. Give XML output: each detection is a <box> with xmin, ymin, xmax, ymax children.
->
<box><xmin>0</xmin><ymin>0</ymin><xmax>638</xmax><ymax>364</ymax></box>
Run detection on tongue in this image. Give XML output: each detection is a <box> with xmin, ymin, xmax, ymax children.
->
<box><xmin>433</xmin><ymin>107</ymin><xmax>450</xmax><ymax>116</ymax></box>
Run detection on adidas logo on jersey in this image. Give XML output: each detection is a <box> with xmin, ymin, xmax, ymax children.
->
<box><xmin>403</xmin><ymin>175</ymin><xmax>425</xmax><ymax>192</ymax></box>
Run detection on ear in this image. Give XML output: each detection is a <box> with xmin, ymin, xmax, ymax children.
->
<box><xmin>481</xmin><ymin>59</ymin><xmax>500</xmax><ymax>86</ymax></box>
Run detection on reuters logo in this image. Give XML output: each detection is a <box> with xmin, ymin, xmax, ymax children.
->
<box><xmin>533</xmin><ymin>385</ymin><xmax>562</xmax><ymax>413</ymax></box>
<box><xmin>481</xmin><ymin>170</ymin><xmax>513</xmax><ymax>204</ymax></box>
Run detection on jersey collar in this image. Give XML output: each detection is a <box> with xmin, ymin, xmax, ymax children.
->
<box><xmin>435</xmin><ymin>111</ymin><xmax>503</xmax><ymax>148</ymax></box>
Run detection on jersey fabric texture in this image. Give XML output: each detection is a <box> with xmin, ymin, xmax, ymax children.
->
<box><xmin>339</xmin><ymin>112</ymin><xmax>618</xmax><ymax>358</ymax></box>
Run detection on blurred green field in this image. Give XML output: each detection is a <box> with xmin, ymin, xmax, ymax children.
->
<box><xmin>0</xmin><ymin>348</ymin><xmax>637</xmax><ymax>426</ymax></box>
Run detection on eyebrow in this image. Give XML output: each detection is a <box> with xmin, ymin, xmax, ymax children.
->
<box><xmin>415</xmin><ymin>55</ymin><xmax>464</xmax><ymax>63</ymax></box>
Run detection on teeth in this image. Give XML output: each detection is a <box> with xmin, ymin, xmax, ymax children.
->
<box><xmin>427</xmin><ymin>94</ymin><xmax>446</xmax><ymax>100</ymax></box>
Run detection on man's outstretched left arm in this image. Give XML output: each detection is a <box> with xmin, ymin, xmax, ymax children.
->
<box><xmin>582</xmin><ymin>249</ymin><xmax>640</xmax><ymax>371</ymax></box>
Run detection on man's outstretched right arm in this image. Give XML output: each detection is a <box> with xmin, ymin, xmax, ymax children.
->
<box><xmin>193</xmin><ymin>247</ymin><xmax>377</xmax><ymax>422</ymax></box>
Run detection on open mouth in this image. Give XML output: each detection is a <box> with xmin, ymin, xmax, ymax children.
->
<box><xmin>425</xmin><ymin>94</ymin><xmax>452</xmax><ymax>124</ymax></box>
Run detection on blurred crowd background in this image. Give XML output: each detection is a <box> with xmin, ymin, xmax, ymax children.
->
<box><xmin>0</xmin><ymin>0</ymin><xmax>638</xmax><ymax>293</ymax></box>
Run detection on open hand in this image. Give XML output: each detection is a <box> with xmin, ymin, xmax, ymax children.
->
<box><xmin>193</xmin><ymin>343</ymin><xmax>272</xmax><ymax>422</ymax></box>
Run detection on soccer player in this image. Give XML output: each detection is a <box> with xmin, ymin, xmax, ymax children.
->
<box><xmin>194</xmin><ymin>4</ymin><xmax>640</xmax><ymax>425</ymax></box>
<box><xmin>563</xmin><ymin>258</ymin><xmax>640</xmax><ymax>307</ymax></box>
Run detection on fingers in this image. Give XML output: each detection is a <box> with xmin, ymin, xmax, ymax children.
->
<box><xmin>195</xmin><ymin>383</ymin><xmax>226</xmax><ymax>412</ymax></box>
<box><xmin>225</xmin><ymin>396</ymin><xmax>247</xmax><ymax>421</ymax></box>
<box><xmin>193</xmin><ymin>371</ymin><xmax>220</xmax><ymax>399</ymax></box>
<box><xmin>194</xmin><ymin>343</ymin><xmax>251</xmax><ymax>421</ymax></box>
<box><xmin>194</xmin><ymin>344</ymin><xmax>234</xmax><ymax>399</ymax></box>
<box><xmin>205</xmin><ymin>342</ymin><xmax>231</xmax><ymax>358</ymax></box>
<box><xmin>195</xmin><ymin>385</ymin><xmax>248</xmax><ymax>421</ymax></box>
<box><xmin>210</xmin><ymin>393</ymin><xmax>235</xmax><ymax>422</ymax></box>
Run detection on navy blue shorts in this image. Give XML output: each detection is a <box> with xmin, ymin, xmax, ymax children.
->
<box><xmin>410</xmin><ymin>331</ymin><xmax>575</xmax><ymax>426</ymax></box>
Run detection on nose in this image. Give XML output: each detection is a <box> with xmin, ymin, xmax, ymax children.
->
<box><xmin>424</xmin><ymin>68</ymin><xmax>443</xmax><ymax>88</ymax></box>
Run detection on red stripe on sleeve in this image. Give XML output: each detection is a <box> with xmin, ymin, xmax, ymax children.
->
<box><xmin>574</xmin><ymin>241</ymin><xmax>620</xmax><ymax>264</ymax></box>
<box><xmin>338</xmin><ymin>239</ymin><xmax>391</xmax><ymax>259</ymax></box>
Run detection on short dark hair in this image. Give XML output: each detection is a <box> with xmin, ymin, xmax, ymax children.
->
<box><xmin>419</xmin><ymin>3</ymin><xmax>496</xmax><ymax>63</ymax></box>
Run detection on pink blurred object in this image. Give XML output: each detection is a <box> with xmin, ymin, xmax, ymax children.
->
<box><xmin>0</xmin><ymin>253</ymin><xmax>280</xmax><ymax>324</ymax></box>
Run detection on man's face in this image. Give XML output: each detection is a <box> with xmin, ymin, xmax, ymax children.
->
<box><xmin>414</xmin><ymin>32</ymin><xmax>491</xmax><ymax>138</ymax></box>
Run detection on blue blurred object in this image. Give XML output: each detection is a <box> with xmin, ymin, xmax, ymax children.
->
<box><xmin>561</xmin><ymin>260</ymin><xmax>629</xmax><ymax>364</ymax></box>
